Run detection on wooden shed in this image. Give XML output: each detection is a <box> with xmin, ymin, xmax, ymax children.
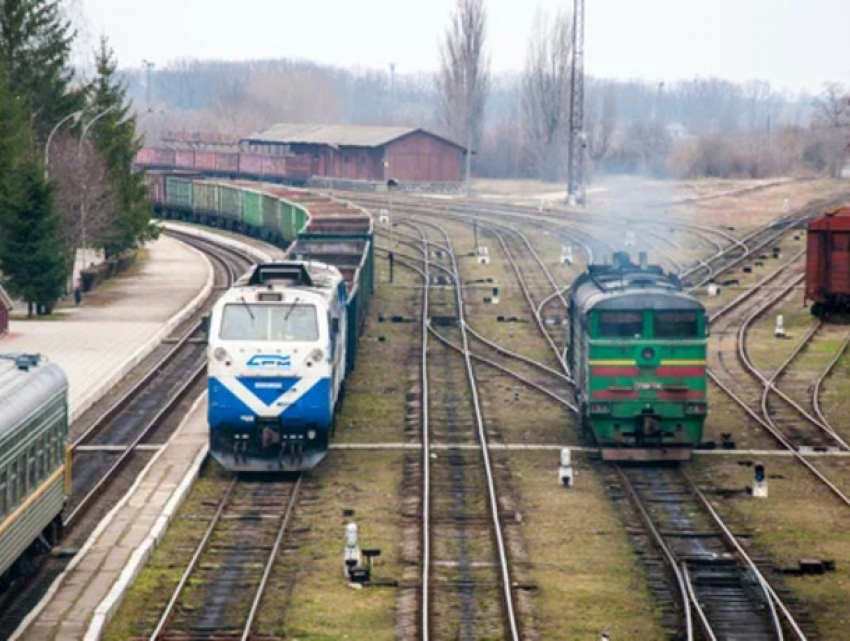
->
<box><xmin>0</xmin><ymin>284</ymin><xmax>12</xmax><ymax>336</ymax></box>
<box><xmin>241</xmin><ymin>124</ymin><xmax>466</xmax><ymax>183</ymax></box>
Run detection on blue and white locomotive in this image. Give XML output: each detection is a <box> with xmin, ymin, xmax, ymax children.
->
<box><xmin>208</xmin><ymin>261</ymin><xmax>350</xmax><ymax>472</ymax></box>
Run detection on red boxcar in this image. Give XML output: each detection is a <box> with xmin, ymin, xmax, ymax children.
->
<box><xmin>175</xmin><ymin>150</ymin><xmax>195</xmax><ymax>169</ymax></box>
<box><xmin>153</xmin><ymin>148</ymin><xmax>177</xmax><ymax>166</ymax></box>
<box><xmin>135</xmin><ymin>148</ymin><xmax>155</xmax><ymax>165</ymax></box>
<box><xmin>194</xmin><ymin>151</ymin><xmax>219</xmax><ymax>171</ymax></box>
<box><xmin>806</xmin><ymin>205</ymin><xmax>850</xmax><ymax>317</ymax></box>
<box><xmin>262</xmin><ymin>156</ymin><xmax>289</xmax><ymax>178</ymax></box>
<box><xmin>218</xmin><ymin>153</ymin><xmax>240</xmax><ymax>173</ymax></box>
<box><xmin>239</xmin><ymin>154</ymin><xmax>264</xmax><ymax>176</ymax></box>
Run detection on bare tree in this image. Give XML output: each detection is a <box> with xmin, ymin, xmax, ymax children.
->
<box><xmin>812</xmin><ymin>82</ymin><xmax>850</xmax><ymax>177</ymax></box>
<box><xmin>521</xmin><ymin>8</ymin><xmax>572</xmax><ymax>182</ymax></box>
<box><xmin>438</xmin><ymin>0</ymin><xmax>489</xmax><ymax>185</ymax></box>
<box><xmin>586</xmin><ymin>84</ymin><xmax>616</xmax><ymax>169</ymax></box>
<box><xmin>49</xmin><ymin>132</ymin><xmax>114</xmax><ymax>283</ymax></box>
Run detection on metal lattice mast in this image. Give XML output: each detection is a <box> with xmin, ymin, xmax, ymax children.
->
<box><xmin>566</xmin><ymin>0</ymin><xmax>585</xmax><ymax>205</ymax></box>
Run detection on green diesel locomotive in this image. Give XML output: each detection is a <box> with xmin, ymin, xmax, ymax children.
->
<box><xmin>568</xmin><ymin>253</ymin><xmax>707</xmax><ymax>461</ymax></box>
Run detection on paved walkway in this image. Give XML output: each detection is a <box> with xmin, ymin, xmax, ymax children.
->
<box><xmin>1</xmin><ymin>236</ymin><xmax>213</xmax><ymax>421</ymax></box>
<box><xmin>13</xmin><ymin>397</ymin><xmax>210</xmax><ymax>641</ymax></box>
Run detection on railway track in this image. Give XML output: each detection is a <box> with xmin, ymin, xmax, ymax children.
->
<box><xmin>0</xmin><ymin>233</ymin><xmax>254</xmax><ymax>639</ymax></box>
<box><xmin>393</xmin><ymin>219</ymin><xmax>525</xmax><ymax>640</ymax></box>
<box><xmin>144</xmin><ymin>475</ymin><xmax>302</xmax><ymax>640</ymax></box>
<box><xmin>610</xmin><ymin>464</ymin><xmax>813</xmax><ymax>640</ymax></box>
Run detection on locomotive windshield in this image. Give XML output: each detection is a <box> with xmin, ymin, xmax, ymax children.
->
<box><xmin>219</xmin><ymin>303</ymin><xmax>319</xmax><ymax>341</ymax></box>
<box><xmin>653</xmin><ymin>311</ymin><xmax>700</xmax><ymax>338</ymax></box>
<box><xmin>598</xmin><ymin>311</ymin><xmax>643</xmax><ymax>338</ymax></box>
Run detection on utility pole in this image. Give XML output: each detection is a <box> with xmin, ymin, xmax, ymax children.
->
<box><xmin>143</xmin><ymin>60</ymin><xmax>155</xmax><ymax>109</ymax></box>
<box><xmin>566</xmin><ymin>0</ymin><xmax>585</xmax><ymax>206</ymax></box>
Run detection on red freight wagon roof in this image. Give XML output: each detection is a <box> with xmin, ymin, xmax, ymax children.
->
<box><xmin>808</xmin><ymin>206</ymin><xmax>850</xmax><ymax>231</ymax></box>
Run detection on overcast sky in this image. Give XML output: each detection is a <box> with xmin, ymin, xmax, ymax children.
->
<box><xmin>77</xmin><ymin>0</ymin><xmax>849</xmax><ymax>93</ymax></box>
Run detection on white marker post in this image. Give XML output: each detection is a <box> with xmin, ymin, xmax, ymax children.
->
<box><xmin>775</xmin><ymin>314</ymin><xmax>786</xmax><ymax>338</ymax></box>
<box><xmin>344</xmin><ymin>522</ymin><xmax>361</xmax><ymax>579</ymax></box>
<box><xmin>559</xmin><ymin>447</ymin><xmax>574</xmax><ymax>487</ymax></box>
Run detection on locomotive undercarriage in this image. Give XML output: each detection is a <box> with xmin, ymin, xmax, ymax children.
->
<box><xmin>596</xmin><ymin>410</ymin><xmax>695</xmax><ymax>461</ymax></box>
<box><xmin>211</xmin><ymin>419</ymin><xmax>329</xmax><ymax>472</ymax></box>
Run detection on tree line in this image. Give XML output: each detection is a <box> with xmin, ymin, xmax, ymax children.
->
<box><xmin>126</xmin><ymin>1</ymin><xmax>849</xmax><ymax>186</ymax></box>
<box><xmin>0</xmin><ymin>0</ymin><xmax>152</xmax><ymax>316</ymax></box>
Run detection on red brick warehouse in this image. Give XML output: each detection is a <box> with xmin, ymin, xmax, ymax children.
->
<box><xmin>241</xmin><ymin>124</ymin><xmax>467</xmax><ymax>183</ymax></box>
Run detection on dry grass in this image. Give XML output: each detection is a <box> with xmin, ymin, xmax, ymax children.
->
<box><xmin>511</xmin><ymin>451</ymin><xmax>664</xmax><ymax>639</ymax></box>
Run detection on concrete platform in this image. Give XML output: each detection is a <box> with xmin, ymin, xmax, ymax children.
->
<box><xmin>13</xmin><ymin>396</ymin><xmax>210</xmax><ymax>641</ymax></box>
<box><xmin>0</xmin><ymin>236</ymin><xmax>213</xmax><ymax>422</ymax></box>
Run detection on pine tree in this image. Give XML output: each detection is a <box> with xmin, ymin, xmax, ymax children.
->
<box><xmin>0</xmin><ymin>0</ymin><xmax>79</xmax><ymax>143</ymax></box>
<box><xmin>88</xmin><ymin>37</ymin><xmax>154</xmax><ymax>258</ymax></box>
<box><xmin>0</xmin><ymin>160</ymin><xmax>67</xmax><ymax>316</ymax></box>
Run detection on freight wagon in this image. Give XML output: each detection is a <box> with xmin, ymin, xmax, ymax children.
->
<box><xmin>136</xmin><ymin>149</ymin><xmax>312</xmax><ymax>184</ymax></box>
<box><xmin>806</xmin><ymin>205</ymin><xmax>850</xmax><ymax>317</ymax></box>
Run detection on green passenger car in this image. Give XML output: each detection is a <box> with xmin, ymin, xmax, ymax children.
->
<box><xmin>568</xmin><ymin>252</ymin><xmax>707</xmax><ymax>461</ymax></box>
<box><xmin>0</xmin><ymin>356</ymin><xmax>69</xmax><ymax>587</ymax></box>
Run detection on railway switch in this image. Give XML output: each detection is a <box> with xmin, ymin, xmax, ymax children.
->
<box><xmin>559</xmin><ymin>447</ymin><xmax>574</xmax><ymax>487</ymax></box>
<box><xmin>775</xmin><ymin>315</ymin><xmax>786</xmax><ymax>338</ymax></box>
<box><xmin>752</xmin><ymin>462</ymin><xmax>768</xmax><ymax>498</ymax></box>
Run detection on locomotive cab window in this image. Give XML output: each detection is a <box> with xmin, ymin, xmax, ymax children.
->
<box><xmin>598</xmin><ymin>311</ymin><xmax>643</xmax><ymax>338</ymax></box>
<box><xmin>654</xmin><ymin>311</ymin><xmax>700</xmax><ymax>338</ymax></box>
<box><xmin>220</xmin><ymin>303</ymin><xmax>319</xmax><ymax>342</ymax></box>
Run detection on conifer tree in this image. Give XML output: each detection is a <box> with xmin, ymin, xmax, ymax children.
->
<box><xmin>87</xmin><ymin>37</ymin><xmax>154</xmax><ymax>257</ymax></box>
<box><xmin>0</xmin><ymin>159</ymin><xmax>67</xmax><ymax>316</ymax></box>
<box><xmin>0</xmin><ymin>0</ymin><xmax>79</xmax><ymax>142</ymax></box>
<box><xmin>0</xmin><ymin>61</ymin><xmax>67</xmax><ymax>315</ymax></box>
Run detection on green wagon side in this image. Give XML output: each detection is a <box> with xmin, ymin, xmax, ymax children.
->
<box><xmin>165</xmin><ymin>176</ymin><xmax>193</xmax><ymax>212</ymax></box>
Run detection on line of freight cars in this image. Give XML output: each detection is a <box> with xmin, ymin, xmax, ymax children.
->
<box><xmin>136</xmin><ymin>148</ymin><xmax>312</xmax><ymax>183</ymax></box>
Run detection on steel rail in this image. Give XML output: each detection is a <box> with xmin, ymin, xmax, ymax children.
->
<box><xmin>683</xmin><ymin>470</ymin><xmax>804</xmax><ymax>640</ymax></box>
<box><xmin>812</xmin><ymin>333</ymin><xmax>850</xmax><ymax>430</ymax></box>
<box><xmin>150</xmin><ymin>478</ymin><xmax>238</xmax><ymax>639</ymax></box>
<box><xmin>241</xmin><ymin>475</ymin><xmax>303</xmax><ymax>641</ymax></box>
<box><xmin>418</xmin><ymin>218</ymin><xmax>521</xmax><ymax>640</ymax></box>
<box><xmin>615</xmin><ymin>467</ymin><xmax>695</xmax><ymax>641</ymax></box>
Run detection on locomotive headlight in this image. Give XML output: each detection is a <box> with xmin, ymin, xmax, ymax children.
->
<box><xmin>307</xmin><ymin>429</ymin><xmax>317</xmax><ymax>440</ymax></box>
<box><xmin>309</xmin><ymin>349</ymin><xmax>324</xmax><ymax>363</ymax></box>
<box><xmin>686</xmin><ymin>402</ymin><xmax>707</xmax><ymax>415</ymax></box>
<box><xmin>641</xmin><ymin>347</ymin><xmax>656</xmax><ymax>361</ymax></box>
<box><xmin>590</xmin><ymin>403</ymin><xmax>611</xmax><ymax>414</ymax></box>
<box><xmin>213</xmin><ymin>347</ymin><xmax>230</xmax><ymax>362</ymax></box>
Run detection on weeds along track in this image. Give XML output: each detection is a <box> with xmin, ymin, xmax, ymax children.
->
<box><xmin>705</xmin><ymin>242</ymin><xmax>850</xmax><ymax>508</ymax></box>
<box><xmin>391</xmin><ymin>219</ymin><xmax>528</xmax><ymax>640</ymax></box>
<box><xmin>0</xmin><ymin>234</ymin><xmax>254</xmax><ymax>639</ymax></box>
<box><xmin>144</xmin><ymin>475</ymin><xmax>302</xmax><ymax>640</ymax></box>
<box><xmin>606</xmin><ymin>464</ymin><xmax>814</xmax><ymax>640</ymax></box>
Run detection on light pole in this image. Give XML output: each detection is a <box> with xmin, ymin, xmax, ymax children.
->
<box><xmin>142</xmin><ymin>60</ymin><xmax>155</xmax><ymax>109</ymax></box>
<box><xmin>44</xmin><ymin>110</ymin><xmax>83</xmax><ymax>180</ymax></box>
<box><xmin>77</xmin><ymin>105</ymin><xmax>119</xmax><ymax>280</ymax></box>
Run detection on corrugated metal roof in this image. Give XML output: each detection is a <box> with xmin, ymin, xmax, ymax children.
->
<box><xmin>242</xmin><ymin>124</ymin><xmax>465</xmax><ymax>150</ymax></box>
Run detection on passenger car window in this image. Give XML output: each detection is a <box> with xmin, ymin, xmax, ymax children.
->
<box><xmin>654</xmin><ymin>311</ymin><xmax>700</xmax><ymax>338</ymax></box>
<box><xmin>598</xmin><ymin>312</ymin><xmax>643</xmax><ymax>338</ymax></box>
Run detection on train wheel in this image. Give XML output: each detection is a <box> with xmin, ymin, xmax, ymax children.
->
<box><xmin>811</xmin><ymin>302</ymin><xmax>824</xmax><ymax>319</ymax></box>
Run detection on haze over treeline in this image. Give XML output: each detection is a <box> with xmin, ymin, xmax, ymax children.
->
<box><xmin>126</xmin><ymin>57</ymin><xmax>848</xmax><ymax>183</ymax></box>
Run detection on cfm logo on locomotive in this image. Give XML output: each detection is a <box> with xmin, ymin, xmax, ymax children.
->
<box><xmin>246</xmin><ymin>354</ymin><xmax>292</xmax><ymax>369</ymax></box>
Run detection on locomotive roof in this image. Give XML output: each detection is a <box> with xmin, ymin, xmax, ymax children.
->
<box><xmin>236</xmin><ymin>261</ymin><xmax>343</xmax><ymax>291</ymax></box>
<box><xmin>0</xmin><ymin>355</ymin><xmax>67</xmax><ymax>441</ymax></box>
<box><xmin>570</xmin><ymin>256</ymin><xmax>703</xmax><ymax>315</ymax></box>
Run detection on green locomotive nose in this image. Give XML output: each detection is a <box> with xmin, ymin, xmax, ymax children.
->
<box><xmin>568</xmin><ymin>253</ymin><xmax>708</xmax><ymax>462</ymax></box>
